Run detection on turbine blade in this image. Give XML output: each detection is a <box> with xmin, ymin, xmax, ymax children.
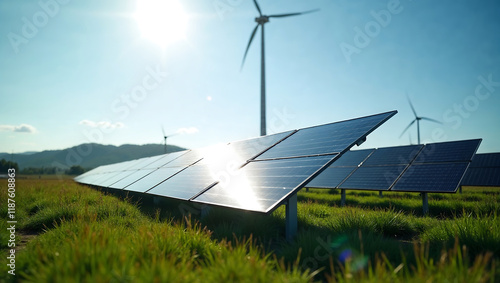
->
<box><xmin>407</xmin><ymin>94</ymin><xmax>418</xmax><ymax>118</ymax></box>
<box><xmin>421</xmin><ymin>117</ymin><xmax>442</xmax><ymax>124</ymax></box>
<box><xmin>162</xmin><ymin>125</ymin><xmax>166</xmax><ymax>137</ymax></box>
<box><xmin>253</xmin><ymin>0</ymin><xmax>262</xmax><ymax>16</ymax></box>
<box><xmin>399</xmin><ymin>120</ymin><xmax>416</xmax><ymax>138</ymax></box>
<box><xmin>241</xmin><ymin>24</ymin><xmax>260</xmax><ymax>70</ymax></box>
<box><xmin>268</xmin><ymin>9</ymin><xmax>320</xmax><ymax>18</ymax></box>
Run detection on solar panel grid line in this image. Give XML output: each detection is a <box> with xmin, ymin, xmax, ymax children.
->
<box><xmin>303</xmin><ymin>149</ymin><xmax>376</xmax><ymax>189</ymax></box>
<box><xmin>191</xmin><ymin>155</ymin><xmax>337</xmax><ymax>214</ymax></box>
<box><xmin>143</xmin><ymin>132</ymin><xmax>296</xmax><ymax>201</ymax></box>
<box><xmin>107</xmin><ymin>151</ymin><xmax>192</xmax><ymax>189</ymax></box>
<box><xmin>255</xmin><ymin>111</ymin><xmax>397</xmax><ymax>160</ymax></box>
<box><xmin>412</xmin><ymin>139</ymin><xmax>482</xmax><ymax>164</ymax></box>
<box><xmin>391</xmin><ymin>162</ymin><xmax>471</xmax><ymax>193</ymax></box>
<box><xmin>469</xmin><ymin>153</ymin><xmax>500</xmax><ymax>168</ymax></box>
<box><xmin>141</xmin><ymin>150</ymin><xmax>191</xmax><ymax>169</ymax></box>
<box><xmin>239</xmin><ymin>130</ymin><xmax>298</xmax><ymax>163</ymax></box>
<box><xmin>336</xmin><ymin>148</ymin><xmax>417</xmax><ymax>190</ymax></box>
<box><xmin>142</xmin><ymin>158</ymin><xmax>204</xmax><ymax>194</ymax></box>
<box><xmin>265</xmin><ymin>153</ymin><xmax>354</xmax><ymax>214</ymax></box>
<box><xmin>385</xmin><ymin>144</ymin><xmax>429</xmax><ymax>191</ymax></box>
<box><xmin>333</xmin><ymin>149</ymin><xmax>377</xmax><ymax>189</ymax></box>
<box><xmin>250</xmin><ymin>151</ymin><xmax>342</xmax><ymax>162</ymax></box>
<box><xmin>381</xmin><ymin>145</ymin><xmax>424</xmax><ymax>191</ymax></box>
<box><xmin>109</xmin><ymin>168</ymin><xmax>158</xmax><ymax>190</ymax></box>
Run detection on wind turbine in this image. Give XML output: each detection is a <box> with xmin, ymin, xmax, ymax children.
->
<box><xmin>161</xmin><ymin>126</ymin><xmax>177</xmax><ymax>154</ymax></box>
<box><xmin>241</xmin><ymin>0</ymin><xmax>319</xmax><ymax>136</ymax></box>
<box><xmin>400</xmin><ymin>96</ymin><xmax>442</xmax><ymax>145</ymax></box>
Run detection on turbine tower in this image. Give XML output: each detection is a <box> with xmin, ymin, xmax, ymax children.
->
<box><xmin>241</xmin><ymin>0</ymin><xmax>318</xmax><ymax>136</ymax></box>
<box><xmin>400</xmin><ymin>96</ymin><xmax>441</xmax><ymax>145</ymax></box>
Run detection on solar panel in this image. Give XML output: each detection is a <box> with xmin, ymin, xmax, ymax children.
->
<box><xmin>461</xmin><ymin>168</ymin><xmax>500</xmax><ymax>187</ymax></box>
<box><xmin>256</xmin><ymin>111</ymin><xmax>396</xmax><ymax>160</ymax></box>
<box><xmin>362</xmin><ymin>145</ymin><xmax>422</xmax><ymax>166</ymax></box>
<box><xmin>305</xmin><ymin>167</ymin><xmax>358</xmax><ymax>189</ymax></box>
<box><xmin>192</xmin><ymin>156</ymin><xmax>334</xmax><ymax>213</ymax></box>
<box><xmin>305</xmin><ymin>149</ymin><xmax>374</xmax><ymax>188</ymax></box>
<box><xmin>339</xmin><ymin>165</ymin><xmax>407</xmax><ymax>191</ymax></box>
<box><xmin>328</xmin><ymin>149</ymin><xmax>375</xmax><ymax>167</ymax></box>
<box><xmin>413</xmin><ymin>139</ymin><xmax>480</xmax><ymax>163</ymax></box>
<box><xmin>391</xmin><ymin>163</ymin><xmax>470</xmax><ymax>192</ymax></box>
<box><xmin>469</xmin><ymin>153</ymin><xmax>500</xmax><ymax>167</ymax></box>
<box><xmin>145</xmin><ymin>132</ymin><xmax>294</xmax><ymax>200</ymax></box>
<box><xmin>108</xmin><ymin>168</ymin><xmax>158</xmax><ymax>190</ymax></box>
<box><xmin>123</xmin><ymin>150</ymin><xmax>205</xmax><ymax>193</ymax></box>
<box><xmin>308</xmin><ymin>140</ymin><xmax>481</xmax><ymax>193</ymax></box>
<box><xmin>460</xmin><ymin>153</ymin><xmax>500</xmax><ymax>187</ymax></box>
<box><xmin>76</xmin><ymin>110</ymin><xmax>397</xmax><ymax>214</ymax></box>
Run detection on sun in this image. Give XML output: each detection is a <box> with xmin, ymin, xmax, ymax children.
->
<box><xmin>134</xmin><ymin>0</ymin><xmax>188</xmax><ymax>47</ymax></box>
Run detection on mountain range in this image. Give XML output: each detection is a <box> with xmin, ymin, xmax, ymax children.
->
<box><xmin>0</xmin><ymin>143</ymin><xmax>186</xmax><ymax>170</ymax></box>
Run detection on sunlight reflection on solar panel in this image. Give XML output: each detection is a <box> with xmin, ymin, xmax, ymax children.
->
<box><xmin>193</xmin><ymin>156</ymin><xmax>334</xmax><ymax>213</ymax></box>
<box><xmin>146</xmin><ymin>132</ymin><xmax>295</xmax><ymax>200</ymax></box>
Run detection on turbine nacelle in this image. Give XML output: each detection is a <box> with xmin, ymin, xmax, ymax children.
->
<box><xmin>255</xmin><ymin>16</ymin><xmax>269</xmax><ymax>24</ymax></box>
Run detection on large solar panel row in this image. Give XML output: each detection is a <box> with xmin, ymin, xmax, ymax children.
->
<box><xmin>75</xmin><ymin>111</ymin><xmax>397</xmax><ymax>213</ymax></box>
<box><xmin>307</xmin><ymin>139</ymin><xmax>482</xmax><ymax>193</ymax></box>
<box><xmin>460</xmin><ymin>153</ymin><xmax>500</xmax><ymax>187</ymax></box>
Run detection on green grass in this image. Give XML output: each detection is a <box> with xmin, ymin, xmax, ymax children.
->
<box><xmin>0</xmin><ymin>180</ymin><xmax>498</xmax><ymax>282</ymax></box>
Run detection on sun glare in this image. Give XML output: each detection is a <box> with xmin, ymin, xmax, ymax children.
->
<box><xmin>134</xmin><ymin>0</ymin><xmax>188</xmax><ymax>47</ymax></box>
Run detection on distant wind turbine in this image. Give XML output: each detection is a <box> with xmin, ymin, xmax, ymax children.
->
<box><xmin>241</xmin><ymin>0</ymin><xmax>319</xmax><ymax>136</ymax></box>
<box><xmin>400</xmin><ymin>96</ymin><xmax>442</xmax><ymax>145</ymax></box>
<box><xmin>161</xmin><ymin>126</ymin><xmax>177</xmax><ymax>154</ymax></box>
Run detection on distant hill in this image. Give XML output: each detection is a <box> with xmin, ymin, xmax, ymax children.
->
<box><xmin>0</xmin><ymin>143</ymin><xmax>186</xmax><ymax>170</ymax></box>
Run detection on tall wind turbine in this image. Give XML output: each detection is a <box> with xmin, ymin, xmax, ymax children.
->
<box><xmin>241</xmin><ymin>0</ymin><xmax>319</xmax><ymax>136</ymax></box>
<box><xmin>400</xmin><ymin>96</ymin><xmax>441</xmax><ymax>144</ymax></box>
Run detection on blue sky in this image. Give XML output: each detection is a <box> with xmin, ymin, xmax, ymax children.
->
<box><xmin>1</xmin><ymin>0</ymin><xmax>499</xmax><ymax>155</ymax></box>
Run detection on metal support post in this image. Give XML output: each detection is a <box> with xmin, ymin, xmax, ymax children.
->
<box><xmin>340</xmin><ymin>189</ymin><xmax>346</xmax><ymax>207</ymax></box>
<box><xmin>285</xmin><ymin>194</ymin><xmax>298</xmax><ymax>242</ymax></box>
<box><xmin>422</xmin><ymin>192</ymin><xmax>429</xmax><ymax>215</ymax></box>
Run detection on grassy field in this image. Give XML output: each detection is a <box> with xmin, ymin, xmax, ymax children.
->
<box><xmin>1</xmin><ymin>178</ymin><xmax>499</xmax><ymax>282</ymax></box>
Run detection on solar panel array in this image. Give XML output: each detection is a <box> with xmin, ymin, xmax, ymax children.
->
<box><xmin>308</xmin><ymin>139</ymin><xmax>482</xmax><ymax>193</ymax></box>
<box><xmin>460</xmin><ymin>153</ymin><xmax>500</xmax><ymax>187</ymax></box>
<box><xmin>75</xmin><ymin>111</ymin><xmax>397</xmax><ymax>213</ymax></box>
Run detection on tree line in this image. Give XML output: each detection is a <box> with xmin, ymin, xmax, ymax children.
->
<box><xmin>1</xmin><ymin>159</ymin><xmax>87</xmax><ymax>175</ymax></box>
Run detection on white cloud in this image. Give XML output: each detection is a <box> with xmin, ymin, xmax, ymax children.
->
<box><xmin>79</xmin><ymin>120</ymin><xmax>124</xmax><ymax>129</ymax></box>
<box><xmin>0</xmin><ymin>123</ymin><xmax>37</xmax><ymax>133</ymax></box>
<box><xmin>176</xmin><ymin>127</ymin><xmax>199</xmax><ymax>135</ymax></box>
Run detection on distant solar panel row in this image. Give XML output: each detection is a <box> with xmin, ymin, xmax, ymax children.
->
<box><xmin>75</xmin><ymin>111</ymin><xmax>397</xmax><ymax>213</ymax></box>
<box><xmin>460</xmin><ymin>153</ymin><xmax>500</xmax><ymax>187</ymax></box>
<box><xmin>307</xmin><ymin>139</ymin><xmax>482</xmax><ymax>193</ymax></box>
